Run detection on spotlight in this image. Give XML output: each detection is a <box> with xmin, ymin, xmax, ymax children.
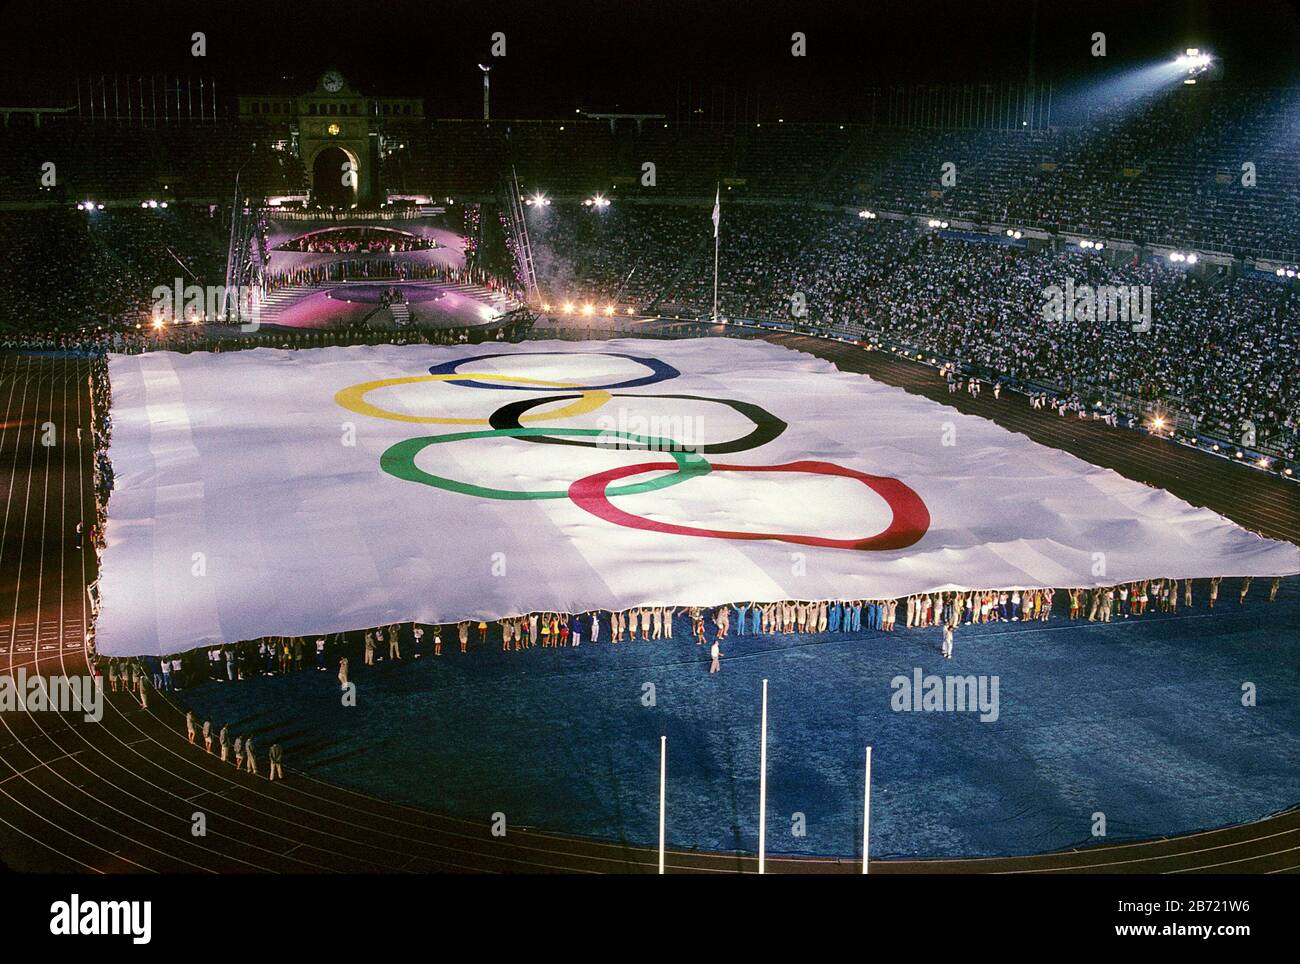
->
<box><xmin>561</xmin><ymin>301</ymin><xmax>574</xmax><ymax>314</ymax></box>
<box><xmin>1175</xmin><ymin>48</ymin><xmax>1212</xmax><ymax>76</ymax></box>
<box><xmin>581</xmin><ymin>303</ymin><xmax>594</xmax><ymax>316</ymax></box>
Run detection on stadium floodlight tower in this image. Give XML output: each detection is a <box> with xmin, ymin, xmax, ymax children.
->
<box><xmin>1175</xmin><ymin>47</ymin><xmax>1217</xmax><ymax>84</ymax></box>
<box><xmin>478</xmin><ymin>64</ymin><xmax>491</xmax><ymax>120</ymax></box>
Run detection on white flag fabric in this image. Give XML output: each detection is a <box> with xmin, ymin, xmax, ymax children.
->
<box><xmin>712</xmin><ymin>187</ymin><xmax>720</xmax><ymax>238</ymax></box>
<box><xmin>96</xmin><ymin>339</ymin><xmax>1299</xmax><ymax>656</ymax></box>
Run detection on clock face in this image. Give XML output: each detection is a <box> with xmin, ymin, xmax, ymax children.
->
<box><xmin>327</xmin><ymin>123</ymin><xmax>341</xmax><ymax>136</ymax></box>
<box><xmin>322</xmin><ymin>71</ymin><xmax>344</xmax><ymax>93</ymax></box>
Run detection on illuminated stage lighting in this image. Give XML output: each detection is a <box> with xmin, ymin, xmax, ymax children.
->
<box><xmin>1175</xmin><ymin>48</ymin><xmax>1213</xmax><ymax>76</ymax></box>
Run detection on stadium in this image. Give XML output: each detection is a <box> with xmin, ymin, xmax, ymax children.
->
<box><xmin>0</xmin><ymin>0</ymin><xmax>1296</xmax><ymax>939</ymax></box>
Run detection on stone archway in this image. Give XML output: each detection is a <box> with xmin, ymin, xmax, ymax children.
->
<box><xmin>309</xmin><ymin>145</ymin><xmax>360</xmax><ymax>208</ymax></box>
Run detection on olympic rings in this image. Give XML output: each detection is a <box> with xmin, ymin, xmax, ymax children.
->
<box><xmin>568</xmin><ymin>460</ymin><xmax>931</xmax><ymax>551</ymax></box>
<box><xmin>486</xmin><ymin>392</ymin><xmax>788</xmax><ymax>454</ymax></box>
<box><xmin>380</xmin><ymin>427</ymin><xmax>711</xmax><ymax>501</ymax></box>
<box><xmin>337</xmin><ymin>351</ymin><xmax>933</xmax><ymax>551</ymax></box>
<box><xmin>428</xmin><ymin>351</ymin><xmax>680</xmax><ymax>391</ymax></box>
<box><xmin>334</xmin><ymin>374</ymin><xmax>612</xmax><ymax>425</ymax></box>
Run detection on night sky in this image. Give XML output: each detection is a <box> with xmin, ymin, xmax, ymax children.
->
<box><xmin>0</xmin><ymin>0</ymin><xmax>1296</xmax><ymax>119</ymax></box>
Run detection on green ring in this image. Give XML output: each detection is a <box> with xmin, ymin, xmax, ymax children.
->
<box><xmin>380</xmin><ymin>427</ymin><xmax>712</xmax><ymax>500</ymax></box>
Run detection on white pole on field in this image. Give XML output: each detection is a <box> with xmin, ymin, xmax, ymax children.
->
<box><xmin>658</xmin><ymin>735</ymin><xmax>667</xmax><ymax>875</ymax></box>
<box><xmin>862</xmin><ymin>745</ymin><xmax>873</xmax><ymax>874</ymax></box>
<box><xmin>758</xmin><ymin>678</ymin><xmax>768</xmax><ymax>874</ymax></box>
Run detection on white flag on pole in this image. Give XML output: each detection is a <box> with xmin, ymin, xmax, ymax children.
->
<box><xmin>712</xmin><ymin>186</ymin><xmax>720</xmax><ymax>238</ymax></box>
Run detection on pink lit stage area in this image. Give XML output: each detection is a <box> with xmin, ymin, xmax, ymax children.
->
<box><xmin>260</xmin><ymin>280</ymin><xmax>522</xmax><ymax>330</ymax></box>
<box><xmin>257</xmin><ymin>213</ymin><xmax>521</xmax><ymax>330</ymax></box>
<box><xmin>263</xmin><ymin>213</ymin><xmax>465</xmax><ymax>269</ymax></box>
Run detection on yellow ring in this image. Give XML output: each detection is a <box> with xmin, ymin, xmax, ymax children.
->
<box><xmin>335</xmin><ymin>374</ymin><xmax>612</xmax><ymax>425</ymax></box>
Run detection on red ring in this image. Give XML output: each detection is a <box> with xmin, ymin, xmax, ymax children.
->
<box><xmin>568</xmin><ymin>460</ymin><xmax>930</xmax><ymax>550</ymax></box>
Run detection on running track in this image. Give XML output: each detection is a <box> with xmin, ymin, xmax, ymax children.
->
<box><xmin>0</xmin><ymin>347</ymin><xmax>1295</xmax><ymax>874</ymax></box>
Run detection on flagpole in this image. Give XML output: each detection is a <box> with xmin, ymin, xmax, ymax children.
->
<box><xmin>712</xmin><ymin>184</ymin><xmax>720</xmax><ymax>323</ymax></box>
<box><xmin>713</xmin><ymin>227</ymin><xmax>719</xmax><ymax>323</ymax></box>
<box><xmin>862</xmin><ymin>745</ymin><xmax>873</xmax><ymax>874</ymax></box>
<box><xmin>658</xmin><ymin>735</ymin><xmax>667</xmax><ymax>874</ymax></box>
<box><xmin>758</xmin><ymin>677</ymin><xmax>768</xmax><ymax>874</ymax></box>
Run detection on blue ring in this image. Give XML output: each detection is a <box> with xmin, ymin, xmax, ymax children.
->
<box><xmin>428</xmin><ymin>351</ymin><xmax>680</xmax><ymax>391</ymax></box>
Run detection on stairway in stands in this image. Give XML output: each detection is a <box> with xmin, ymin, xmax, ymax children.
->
<box><xmin>255</xmin><ymin>285</ymin><xmax>316</xmax><ymax>326</ymax></box>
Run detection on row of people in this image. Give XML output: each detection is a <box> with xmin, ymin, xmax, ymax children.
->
<box><xmin>152</xmin><ymin>576</ymin><xmax>1282</xmax><ymax>691</ymax></box>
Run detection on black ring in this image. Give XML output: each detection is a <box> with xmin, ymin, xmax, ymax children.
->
<box><xmin>487</xmin><ymin>393</ymin><xmax>787</xmax><ymax>453</ymax></box>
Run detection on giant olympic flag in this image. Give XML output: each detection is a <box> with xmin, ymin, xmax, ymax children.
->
<box><xmin>96</xmin><ymin>339</ymin><xmax>1299</xmax><ymax>656</ymax></box>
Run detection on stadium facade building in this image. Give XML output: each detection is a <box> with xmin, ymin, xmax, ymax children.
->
<box><xmin>237</xmin><ymin>71</ymin><xmax>424</xmax><ymax>207</ymax></box>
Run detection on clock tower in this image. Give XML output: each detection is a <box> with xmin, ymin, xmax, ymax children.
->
<box><xmin>238</xmin><ymin>71</ymin><xmax>423</xmax><ymax>207</ymax></box>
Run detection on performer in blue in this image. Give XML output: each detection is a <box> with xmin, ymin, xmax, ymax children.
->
<box><xmin>828</xmin><ymin>600</ymin><xmax>841</xmax><ymax>632</ymax></box>
<box><xmin>735</xmin><ymin>602</ymin><xmax>749</xmax><ymax>635</ymax></box>
<box><xmin>750</xmin><ymin>603</ymin><xmax>762</xmax><ymax>635</ymax></box>
<box><xmin>870</xmin><ymin>601</ymin><xmax>881</xmax><ymax>630</ymax></box>
<box><xmin>851</xmin><ymin>601</ymin><xmax>863</xmax><ymax>631</ymax></box>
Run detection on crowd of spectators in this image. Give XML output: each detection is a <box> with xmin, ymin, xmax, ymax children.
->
<box><xmin>0</xmin><ymin>207</ymin><xmax>226</xmax><ymax>336</ymax></box>
<box><xmin>530</xmin><ymin>204</ymin><xmax>1298</xmax><ymax>452</ymax></box>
